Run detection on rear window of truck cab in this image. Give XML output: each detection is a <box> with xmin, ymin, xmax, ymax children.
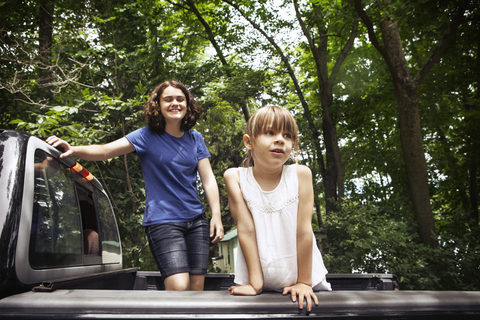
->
<box><xmin>10</xmin><ymin>133</ymin><xmax>124</xmax><ymax>286</ymax></box>
<box><xmin>30</xmin><ymin>149</ymin><xmax>121</xmax><ymax>269</ymax></box>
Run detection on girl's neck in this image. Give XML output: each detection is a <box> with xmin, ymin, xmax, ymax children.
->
<box><xmin>252</xmin><ymin>165</ymin><xmax>283</xmax><ymax>192</ymax></box>
<box><xmin>164</xmin><ymin>122</ymin><xmax>184</xmax><ymax>138</ymax></box>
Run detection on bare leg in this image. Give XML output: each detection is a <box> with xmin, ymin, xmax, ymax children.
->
<box><xmin>163</xmin><ymin>273</ymin><xmax>190</xmax><ymax>291</ymax></box>
<box><xmin>189</xmin><ymin>274</ymin><xmax>206</xmax><ymax>291</ymax></box>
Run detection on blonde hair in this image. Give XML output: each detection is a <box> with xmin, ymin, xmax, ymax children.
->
<box><xmin>242</xmin><ymin>106</ymin><xmax>299</xmax><ymax>167</ymax></box>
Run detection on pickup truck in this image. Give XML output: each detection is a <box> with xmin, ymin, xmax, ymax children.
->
<box><xmin>1</xmin><ymin>129</ymin><xmax>479</xmax><ymax>319</ymax></box>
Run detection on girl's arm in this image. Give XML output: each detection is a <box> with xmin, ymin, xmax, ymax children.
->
<box><xmin>224</xmin><ymin>168</ymin><xmax>263</xmax><ymax>295</ymax></box>
<box><xmin>198</xmin><ymin>158</ymin><xmax>224</xmax><ymax>244</ymax></box>
<box><xmin>46</xmin><ymin>136</ymin><xmax>135</xmax><ymax>161</ymax></box>
<box><xmin>282</xmin><ymin>165</ymin><xmax>319</xmax><ymax>311</ymax></box>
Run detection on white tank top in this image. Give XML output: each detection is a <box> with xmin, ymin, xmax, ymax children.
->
<box><xmin>234</xmin><ymin>164</ymin><xmax>330</xmax><ymax>291</ymax></box>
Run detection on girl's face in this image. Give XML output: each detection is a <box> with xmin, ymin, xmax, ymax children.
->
<box><xmin>245</xmin><ymin>123</ymin><xmax>293</xmax><ymax>168</ymax></box>
<box><xmin>159</xmin><ymin>86</ymin><xmax>187</xmax><ymax>125</ymax></box>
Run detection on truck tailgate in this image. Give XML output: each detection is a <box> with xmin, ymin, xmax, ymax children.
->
<box><xmin>1</xmin><ymin>290</ymin><xmax>480</xmax><ymax>319</ymax></box>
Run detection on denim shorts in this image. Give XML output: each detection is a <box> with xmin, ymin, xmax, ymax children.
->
<box><xmin>146</xmin><ymin>213</ymin><xmax>210</xmax><ymax>279</ymax></box>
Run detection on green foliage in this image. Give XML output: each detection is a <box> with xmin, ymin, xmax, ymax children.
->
<box><xmin>1</xmin><ymin>0</ymin><xmax>478</xmax><ymax>288</ymax></box>
<box><xmin>324</xmin><ymin>200</ymin><xmax>480</xmax><ymax>290</ymax></box>
<box><xmin>195</xmin><ymin>83</ymin><xmax>250</xmax><ymax>232</ymax></box>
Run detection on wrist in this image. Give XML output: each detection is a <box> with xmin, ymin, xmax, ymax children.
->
<box><xmin>211</xmin><ymin>211</ymin><xmax>222</xmax><ymax>220</ymax></box>
<box><xmin>296</xmin><ymin>281</ymin><xmax>312</xmax><ymax>287</ymax></box>
<box><xmin>70</xmin><ymin>146</ymin><xmax>77</xmax><ymax>157</ymax></box>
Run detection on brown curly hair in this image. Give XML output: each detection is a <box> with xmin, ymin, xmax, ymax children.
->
<box><xmin>143</xmin><ymin>80</ymin><xmax>201</xmax><ymax>133</ymax></box>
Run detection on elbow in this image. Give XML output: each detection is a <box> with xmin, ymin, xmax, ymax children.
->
<box><xmin>250</xmin><ymin>277</ymin><xmax>263</xmax><ymax>295</ymax></box>
<box><xmin>238</xmin><ymin>226</ymin><xmax>256</xmax><ymax>238</ymax></box>
<box><xmin>253</xmin><ymin>285</ymin><xmax>263</xmax><ymax>295</ymax></box>
<box><xmin>297</xmin><ymin>230</ymin><xmax>313</xmax><ymax>244</ymax></box>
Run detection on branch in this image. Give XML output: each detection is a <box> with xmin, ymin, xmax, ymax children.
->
<box><xmin>0</xmin><ymin>36</ymin><xmax>94</xmax><ymax>108</ymax></box>
<box><xmin>293</xmin><ymin>0</ymin><xmax>318</xmax><ymax>59</ymax></box>
<box><xmin>183</xmin><ymin>0</ymin><xmax>233</xmax><ymax>77</ymax></box>
<box><xmin>414</xmin><ymin>0</ymin><xmax>470</xmax><ymax>84</ymax></box>
<box><xmin>176</xmin><ymin>0</ymin><xmax>252</xmax><ymax>120</ymax></box>
<box><xmin>330</xmin><ymin>19</ymin><xmax>359</xmax><ymax>81</ymax></box>
<box><xmin>354</xmin><ymin>0</ymin><xmax>388</xmax><ymax>59</ymax></box>
<box><xmin>223</xmin><ymin>0</ymin><xmax>327</xmax><ymax>176</ymax></box>
<box><xmin>223</xmin><ymin>0</ymin><xmax>311</xmax><ymax>120</ymax></box>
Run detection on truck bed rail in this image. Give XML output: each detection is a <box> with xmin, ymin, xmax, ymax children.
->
<box><xmin>1</xmin><ymin>290</ymin><xmax>479</xmax><ymax>319</ymax></box>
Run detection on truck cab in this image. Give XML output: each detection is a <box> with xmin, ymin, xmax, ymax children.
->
<box><xmin>0</xmin><ymin>130</ymin><xmax>123</xmax><ymax>298</ymax></box>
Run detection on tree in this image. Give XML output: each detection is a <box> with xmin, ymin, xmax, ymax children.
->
<box><xmin>38</xmin><ymin>0</ymin><xmax>54</xmax><ymax>102</ymax></box>
<box><xmin>221</xmin><ymin>0</ymin><xmax>358</xmax><ymax>220</ymax></box>
<box><xmin>3</xmin><ymin>0</ymin><xmax>479</xmax><ymax>285</ymax></box>
<box><xmin>354</xmin><ymin>0</ymin><xmax>472</xmax><ymax>248</ymax></box>
<box><xmin>178</xmin><ymin>0</ymin><xmax>253</xmax><ymax>122</ymax></box>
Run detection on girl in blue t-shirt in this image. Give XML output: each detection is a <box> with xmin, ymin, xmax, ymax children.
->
<box><xmin>47</xmin><ymin>80</ymin><xmax>224</xmax><ymax>291</ymax></box>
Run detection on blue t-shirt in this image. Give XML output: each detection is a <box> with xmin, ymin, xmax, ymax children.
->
<box><xmin>125</xmin><ymin>127</ymin><xmax>210</xmax><ymax>226</ymax></box>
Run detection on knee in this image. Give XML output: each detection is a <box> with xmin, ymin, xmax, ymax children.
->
<box><xmin>164</xmin><ymin>273</ymin><xmax>190</xmax><ymax>291</ymax></box>
<box><xmin>189</xmin><ymin>274</ymin><xmax>205</xmax><ymax>291</ymax></box>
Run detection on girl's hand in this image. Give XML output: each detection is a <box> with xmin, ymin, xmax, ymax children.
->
<box><xmin>228</xmin><ymin>284</ymin><xmax>261</xmax><ymax>296</ymax></box>
<box><xmin>46</xmin><ymin>136</ymin><xmax>73</xmax><ymax>158</ymax></box>
<box><xmin>209</xmin><ymin>215</ymin><xmax>224</xmax><ymax>244</ymax></box>
<box><xmin>283</xmin><ymin>283</ymin><xmax>318</xmax><ymax>312</ymax></box>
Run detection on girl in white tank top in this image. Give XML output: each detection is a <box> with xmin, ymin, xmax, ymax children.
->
<box><xmin>224</xmin><ymin>106</ymin><xmax>331</xmax><ymax>313</ymax></box>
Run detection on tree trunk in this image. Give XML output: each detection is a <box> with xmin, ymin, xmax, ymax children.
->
<box><xmin>225</xmin><ymin>0</ymin><xmax>357</xmax><ymax>217</ymax></box>
<box><xmin>469</xmin><ymin>156</ymin><xmax>479</xmax><ymax>226</ymax></box>
<box><xmin>353</xmin><ymin>0</ymin><xmax>470</xmax><ymax>248</ymax></box>
<box><xmin>315</xmin><ymin>202</ymin><xmax>323</xmax><ymax>227</ymax></box>
<box><xmin>293</xmin><ymin>0</ymin><xmax>357</xmax><ymax>215</ymax></box>
<box><xmin>380</xmin><ymin>19</ymin><xmax>437</xmax><ymax>248</ymax></box>
<box><xmin>467</xmin><ymin>30</ymin><xmax>480</xmax><ymax>226</ymax></box>
<box><xmin>316</xmin><ymin>43</ymin><xmax>340</xmax><ymax>213</ymax></box>
<box><xmin>38</xmin><ymin>0</ymin><xmax>54</xmax><ymax>102</ymax></box>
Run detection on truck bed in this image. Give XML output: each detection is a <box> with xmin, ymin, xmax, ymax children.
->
<box><xmin>1</xmin><ymin>289</ymin><xmax>480</xmax><ymax>319</ymax></box>
<box><xmin>3</xmin><ymin>271</ymin><xmax>479</xmax><ymax>319</ymax></box>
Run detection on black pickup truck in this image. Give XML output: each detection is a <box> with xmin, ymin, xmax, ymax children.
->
<box><xmin>1</xmin><ymin>129</ymin><xmax>479</xmax><ymax>319</ymax></box>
